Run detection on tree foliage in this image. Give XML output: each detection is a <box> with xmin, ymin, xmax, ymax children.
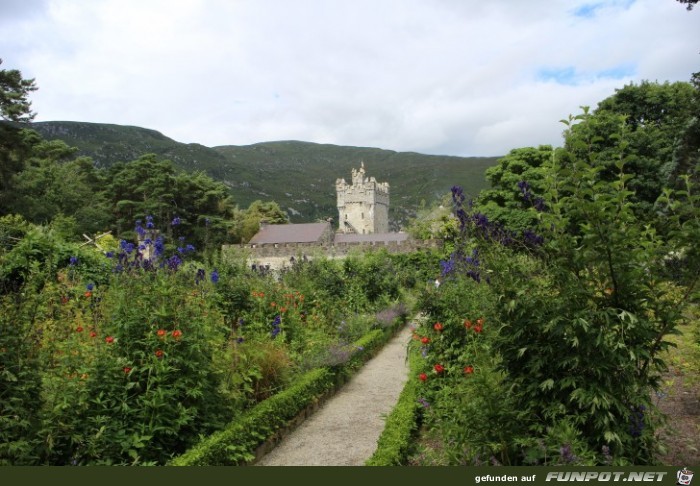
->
<box><xmin>476</xmin><ymin>145</ymin><xmax>552</xmax><ymax>233</ymax></box>
<box><xmin>676</xmin><ymin>0</ymin><xmax>698</xmax><ymax>10</ymax></box>
<box><xmin>0</xmin><ymin>59</ymin><xmax>37</xmax><ymax>123</ymax></box>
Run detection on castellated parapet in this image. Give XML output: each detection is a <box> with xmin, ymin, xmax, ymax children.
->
<box><xmin>335</xmin><ymin>162</ymin><xmax>389</xmax><ymax>234</ymax></box>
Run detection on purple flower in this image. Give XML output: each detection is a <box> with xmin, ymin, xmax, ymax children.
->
<box><xmin>210</xmin><ymin>269</ymin><xmax>219</xmax><ymax>284</ymax></box>
<box><xmin>86</xmin><ymin>283</ymin><xmax>94</xmax><ymax>291</ymax></box>
<box><xmin>166</xmin><ymin>255</ymin><xmax>182</xmax><ymax>271</ymax></box>
<box><xmin>135</xmin><ymin>222</ymin><xmax>146</xmax><ymax>238</ymax></box>
<box><xmin>69</xmin><ymin>256</ymin><xmax>78</xmax><ymax>266</ymax></box>
<box><xmin>146</xmin><ymin>215</ymin><xmax>155</xmax><ymax>229</ymax></box>
<box><xmin>559</xmin><ymin>444</ymin><xmax>576</xmax><ymax>464</ymax></box>
<box><xmin>270</xmin><ymin>314</ymin><xmax>281</xmax><ymax>338</ymax></box>
<box><xmin>195</xmin><ymin>268</ymin><xmax>206</xmax><ymax>284</ymax></box>
<box><xmin>172</xmin><ymin>216</ymin><xmax>181</xmax><ymax>226</ymax></box>
<box><xmin>154</xmin><ymin>236</ymin><xmax>165</xmax><ymax>257</ymax></box>
<box><xmin>105</xmin><ymin>251</ymin><xmax>114</xmax><ymax>259</ymax></box>
<box><xmin>236</xmin><ymin>337</ymin><xmax>244</xmax><ymax>344</ymax></box>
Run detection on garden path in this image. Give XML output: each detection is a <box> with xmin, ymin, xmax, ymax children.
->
<box><xmin>255</xmin><ymin>323</ymin><xmax>415</xmax><ymax>466</ymax></box>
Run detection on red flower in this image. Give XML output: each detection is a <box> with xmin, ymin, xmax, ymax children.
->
<box><xmin>434</xmin><ymin>363</ymin><xmax>445</xmax><ymax>373</ymax></box>
<box><xmin>123</xmin><ymin>367</ymin><xmax>132</xmax><ymax>374</ymax></box>
<box><xmin>476</xmin><ymin>318</ymin><xmax>484</xmax><ymax>326</ymax></box>
<box><xmin>157</xmin><ymin>329</ymin><xmax>166</xmax><ymax>337</ymax></box>
<box><xmin>421</xmin><ymin>336</ymin><xmax>430</xmax><ymax>344</ymax></box>
<box><xmin>464</xmin><ymin>366</ymin><xmax>474</xmax><ymax>375</ymax></box>
<box><xmin>61</xmin><ymin>296</ymin><xmax>69</xmax><ymax>304</ymax></box>
<box><xmin>105</xmin><ymin>336</ymin><xmax>114</xmax><ymax>344</ymax></box>
<box><xmin>90</xmin><ymin>331</ymin><xmax>97</xmax><ymax>338</ymax></box>
<box><xmin>155</xmin><ymin>349</ymin><xmax>164</xmax><ymax>358</ymax></box>
<box><xmin>473</xmin><ymin>324</ymin><xmax>483</xmax><ymax>333</ymax></box>
<box><xmin>84</xmin><ymin>291</ymin><xmax>92</xmax><ymax>298</ymax></box>
<box><xmin>433</xmin><ymin>322</ymin><xmax>443</xmax><ymax>332</ymax></box>
<box><xmin>412</xmin><ymin>333</ymin><xmax>420</xmax><ymax>341</ymax></box>
<box><xmin>172</xmin><ymin>329</ymin><xmax>182</xmax><ymax>339</ymax></box>
<box><xmin>419</xmin><ymin>373</ymin><xmax>428</xmax><ymax>382</ymax></box>
<box><xmin>76</xmin><ymin>326</ymin><xmax>84</xmax><ymax>333</ymax></box>
<box><xmin>464</xmin><ymin>319</ymin><xmax>472</xmax><ymax>329</ymax></box>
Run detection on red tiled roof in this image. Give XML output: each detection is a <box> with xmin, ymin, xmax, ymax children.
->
<box><xmin>249</xmin><ymin>223</ymin><xmax>330</xmax><ymax>244</ymax></box>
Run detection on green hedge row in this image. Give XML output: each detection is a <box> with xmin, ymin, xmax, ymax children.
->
<box><xmin>365</xmin><ymin>343</ymin><xmax>422</xmax><ymax>466</ymax></box>
<box><xmin>170</xmin><ymin>321</ymin><xmax>403</xmax><ymax>466</ymax></box>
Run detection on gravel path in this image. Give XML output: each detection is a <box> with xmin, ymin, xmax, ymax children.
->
<box><xmin>256</xmin><ymin>324</ymin><xmax>414</xmax><ymax>466</ymax></box>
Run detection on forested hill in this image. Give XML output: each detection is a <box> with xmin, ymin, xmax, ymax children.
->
<box><xmin>31</xmin><ymin>121</ymin><xmax>499</xmax><ymax>226</ymax></box>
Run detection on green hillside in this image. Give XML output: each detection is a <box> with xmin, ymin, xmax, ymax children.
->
<box><xmin>31</xmin><ymin>121</ymin><xmax>499</xmax><ymax>228</ymax></box>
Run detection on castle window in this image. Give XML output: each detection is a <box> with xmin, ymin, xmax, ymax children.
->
<box><xmin>361</xmin><ymin>212</ymin><xmax>364</xmax><ymax>219</ymax></box>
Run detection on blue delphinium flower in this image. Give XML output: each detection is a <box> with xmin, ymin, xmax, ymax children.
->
<box><xmin>195</xmin><ymin>268</ymin><xmax>206</xmax><ymax>285</ymax></box>
<box><xmin>166</xmin><ymin>255</ymin><xmax>182</xmax><ymax>271</ymax></box>
<box><xmin>172</xmin><ymin>216</ymin><xmax>181</xmax><ymax>226</ymax></box>
<box><xmin>69</xmin><ymin>256</ymin><xmax>78</xmax><ymax>266</ymax></box>
<box><xmin>154</xmin><ymin>236</ymin><xmax>165</xmax><ymax>257</ymax></box>
<box><xmin>270</xmin><ymin>314</ymin><xmax>281</xmax><ymax>338</ymax></box>
<box><xmin>146</xmin><ymin>215</ymin><xmax>155</xmax><ymax>229</ymax></box>
<box><xmin>210</xmin><ymin>269</ymin><xmax>219</xmax><ymax>284</ymax></box>
<box><xmin>629</xmin><ymin>405</ymin><xmax>645</xmax><ymax>438</ymax></box>
<box><xmin>86</xmin><ymin>283</ymin><xmax>94</xmax><ymax>291</ymax></box>
<box><xmin>135</xmin><ymin>220</ymin><xmax>146</xmax><ymax>238</ymax></box>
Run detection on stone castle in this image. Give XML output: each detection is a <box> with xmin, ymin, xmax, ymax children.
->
<box><xmin>335</xmin><ymin>162</ymin><xmax>389</xmax><ymax>234</ymax></box>
<box><xmin>223</xmin><ymin>164</ymin><xmax>440</xmax><ymax>270</ymax></box>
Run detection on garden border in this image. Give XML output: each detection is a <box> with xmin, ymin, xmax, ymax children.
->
<box><xmin>169</xmin><ymin>316</ymin><xmax>407</xmax><ymax>466</ymax></box>
<box><xmin>365</xmin><ymin>338</ymin><xmax>423</xmax><ymax>465</ymax></box>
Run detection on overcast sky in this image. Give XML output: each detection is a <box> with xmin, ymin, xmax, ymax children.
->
<box><xmin>1</xmin><ymin>0</ymin><xmax>698</xmax><ymax>156</ymax></box>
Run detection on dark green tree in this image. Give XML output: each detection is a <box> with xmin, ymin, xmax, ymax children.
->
<box><xmin>105</xmin><ymin>154</ymin><xmax>236</xmax><ymax>252</ymax></box>
<box><xmin>476</xmin><ymin>145</ymin><xmax>552</xmax><ymax>232</ymax></box>
<box><xmin>7</xmin><ymin>138</ymin><xmax>110</xmax><ymax>235</ymax></box>
<box><xmin>0</xmin><ymin>59</ymin><xmax>37</xmax><ymax>123</ymax></box>
<box><xmin>0</xmin><ymin>60</ymin><xmax>40</xmax><ymax>208</ymax></box>
<box><xmin>563</xmin><ymin>81</ymin><xmax>695</xmax><ymax>218</ymax></box>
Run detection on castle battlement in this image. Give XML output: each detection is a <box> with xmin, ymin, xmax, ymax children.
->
<box><xmin>336</xmin><ymin>162</ymin><xmax>389</xmax><ymax>234</ymax></box>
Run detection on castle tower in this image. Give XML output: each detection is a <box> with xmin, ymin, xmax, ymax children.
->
<box><xmin>335</xmin><ymin>162</ymin><xmax>389</xmax><ymax>234</ymax></box>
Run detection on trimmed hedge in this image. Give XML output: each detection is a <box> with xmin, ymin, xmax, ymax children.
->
<box><xmin>170</xmin><ymin>319</ymin><xmax>405</xmax><ymax>466</ymax></box>
<box><xmin>365</xmin><ymin>343</ymin><xmax>422</xmax><ymax>466</ymax></box>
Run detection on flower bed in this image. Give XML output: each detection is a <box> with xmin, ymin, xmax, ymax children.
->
<box><xmin>170</xmin><ymin>320</ymin><xmax>405</xmax><ymax>466</ymax></box>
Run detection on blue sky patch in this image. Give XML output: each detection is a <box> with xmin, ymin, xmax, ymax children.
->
<box><xmin>573</xmin><ymin>0</ymin><xmax>636</xmax><ymax>18</ymax></box>
<box><xmin>538</xmin><ymin>63</ymin><xmax>636</xmax><ymax>85</ymax></box>
<box><xmin>573</xmin><ymin>3</ymin><xmax>602</xmax><ymax>18</ymax></box>
<box><xmin>537</xmin><ymin>67</ymin><xmax>579</xmax><ymax>85</ymax></box>
<box><xmin>596</xmin><ymin>64</ymin><xmax>636</xmax><ymax>80</ymax></box>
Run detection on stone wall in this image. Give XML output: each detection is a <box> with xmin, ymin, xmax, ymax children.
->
<box><xmin>223</xmin><ymin>239</ymin><xmax>442</xmax><ymax>271</ymax></box>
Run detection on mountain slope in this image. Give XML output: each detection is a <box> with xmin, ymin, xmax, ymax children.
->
<box><xmin>31</xmin><ymin>121</ymin><xmax>499</xmax><ymax>227</ymax></box>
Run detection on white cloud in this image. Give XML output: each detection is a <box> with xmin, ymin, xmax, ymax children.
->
<box><xmin>2</xmin><ymin>0</ymin><xmax>698</xmax><ymax>156</ymax></box>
